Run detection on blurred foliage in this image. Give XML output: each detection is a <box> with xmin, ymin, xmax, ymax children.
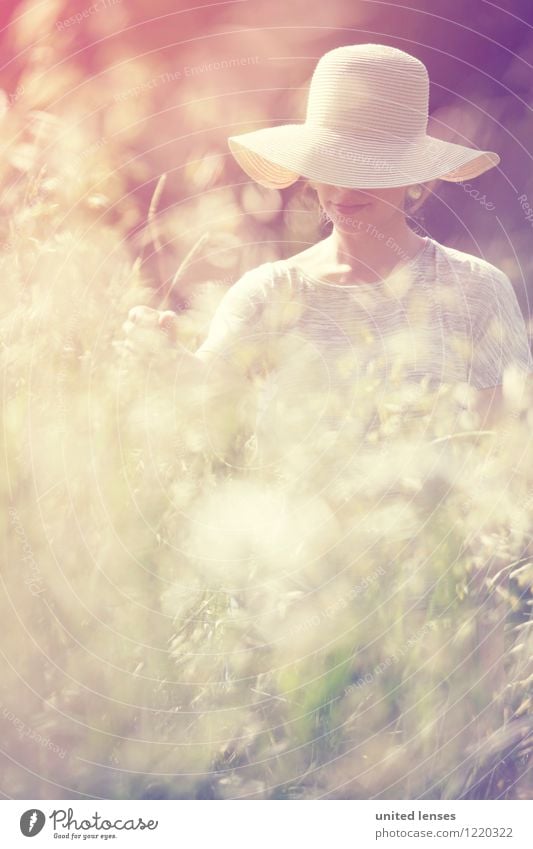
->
<box><xmin>0</xmin><ymin>0</ymin><xmax>532</xmax><ymax>800</ymax></box>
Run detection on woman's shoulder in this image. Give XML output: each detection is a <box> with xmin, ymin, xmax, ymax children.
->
<box><xmin>228</xmin><ymin>256</ymin><xmax>300</xmax><ymax>305</ymax></box>
<box><xmin>273</xmin><ymin>242</ymin><xmax>324</xmax><ymax>275</ymax></box>
<box><xmin>430</xmin><ymin>239</ymin><xmax>528</xmax><ymax>350</ymax></box>
<box><xmin>212</xmin><ymin>259</ymin><xmax>295</xmax><ymax>328</ymax></box>
<box><xmin>431</xmin><ymin>237</ymin><xmax>509</xmax><ymax>287</ymax></box>
<box><xmin>215</xmin><ymin>261</ymin><xmax>276</xmax><ymax>312</ymax></box>
<box><xmin>233</xmin><ymin>257</ymin><xmax>292</xmax><ymax>288</ymax></box>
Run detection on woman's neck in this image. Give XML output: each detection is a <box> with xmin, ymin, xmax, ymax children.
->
<box><xmin>327</xmin><ymin>217</ymin><xmax>426</xmax><ymax>283</ymax></box>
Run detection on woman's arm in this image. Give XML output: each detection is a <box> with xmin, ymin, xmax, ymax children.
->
<box><xmin>120</xmin><ymin>304</ymin><xmax>247</xmax><ymax>399</ymax></box>
<box><xmin>122</xmin><ymin>262</ymin><xmax>272</xmax><ymax>357</ymax></box>
<box><xmin>472</xmin><ymin>371</ymin><xmax>533</xmax><ymax>430</ymax></box>
<box><xmin>469</xmin><ymin>270</ymin><xmax>533</xmax><ymax>395</ymax></box>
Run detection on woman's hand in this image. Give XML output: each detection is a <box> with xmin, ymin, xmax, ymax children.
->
<box><xmin>115</xmin><ymin>305</ymin><xmax>181</xmax><ymax>357</ymax></box>
<box><xmin>114</xmin><ymin>304</ymin><xmax>210</xmax><ymax>385</ymax></box>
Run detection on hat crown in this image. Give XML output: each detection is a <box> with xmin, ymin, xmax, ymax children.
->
<box><xmin>306</xmin><ymin>44</ymin><xmax>429</xmax><ymax>140</ymax></box>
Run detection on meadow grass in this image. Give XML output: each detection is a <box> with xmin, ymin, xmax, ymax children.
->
<box><xmin>1</xmin><ymin>103</ymin><xmax>532</xmax><ymax>801</ymax></box>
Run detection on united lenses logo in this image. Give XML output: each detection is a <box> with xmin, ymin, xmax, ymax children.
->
<box><xmin>20</xmin><ymin>809</ymin><xmax>46</xmax><ymax>837</ymax></box>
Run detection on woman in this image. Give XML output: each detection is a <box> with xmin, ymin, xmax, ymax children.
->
<box><xmin>125</xmin><ymin>44</ymin><xmax>531</xmax><ymax>424</ymax></box>
<box><xmin>123</xmin><ymin>44</ymin><xmax>532</xmax><ymax>791</ymax></box>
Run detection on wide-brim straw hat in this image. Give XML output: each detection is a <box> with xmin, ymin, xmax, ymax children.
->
<box><xmin>228</xmin><ymin>44</ymin><xmax>499</xmax><ymax>189</ymax></box>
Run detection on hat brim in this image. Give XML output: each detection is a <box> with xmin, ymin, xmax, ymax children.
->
<box><xmin>228</xmin><ymin>124</ymin><xmax>499</xmax><ymax>189</ymax></box>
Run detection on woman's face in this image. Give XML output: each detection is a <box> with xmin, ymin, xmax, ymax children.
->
<box><xmin>311</xmin><ymin>182</ymin><xmax>413</xmax><ymax>235</ymax></box>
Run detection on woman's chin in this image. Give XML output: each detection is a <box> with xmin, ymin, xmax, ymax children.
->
<box><xmin>332</xmin><ymin>218</ymin><xmax>369</xmax><ymax>234</ymax></box>
<box><xmin>328</xmin><ymin>208</ymin><xmax>372</xmax><ymax>231</ymax></box>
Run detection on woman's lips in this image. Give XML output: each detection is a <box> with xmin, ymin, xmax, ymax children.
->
<box><xmin>330</xmin><ymin>202</ymin><xmax>370</xmax><ymax>213</ymax></box>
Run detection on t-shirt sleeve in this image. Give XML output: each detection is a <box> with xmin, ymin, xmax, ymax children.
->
<box><xmin>195</xmin><ymin>262</ymin><xmax>273</xmax><ymax>371</ymax></box>
<box><xmin>469</xmin><ymin>270</ymin><xmax>533</xmax><ymax>390</ymax></box>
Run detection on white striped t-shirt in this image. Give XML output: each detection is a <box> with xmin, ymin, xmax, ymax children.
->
<box><xmin>197</xmin><ymin>236</ymin><xmax>532</xmax><ymax>425</ymax></box>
